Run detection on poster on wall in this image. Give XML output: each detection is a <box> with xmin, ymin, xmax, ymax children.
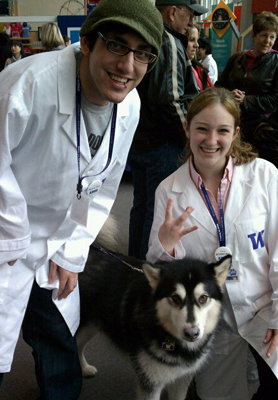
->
<box><xmin>208</xmin><ymin>2</ymin><xmax>235</xmax><ymax>74</ymax></box>
<box><xmin>57</xmin><ymin>15</ymin><xmax>86</xmax><ymax>43</ymax></box>
<box><xmin>211</xmin><ymin>28</ymin><xmax>232</xmax><ymax>74</ymax></box>
<box><xmin>67</xmin><ymin>27</ymin><xmax>81</xmax><ymax>43</ymax></box>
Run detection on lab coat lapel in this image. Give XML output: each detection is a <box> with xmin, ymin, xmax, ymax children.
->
<box><xmin>225</xmin><ymin>163</ymin><xmax>255</xmax><ymax>233</ymax></box>
<box><xmin>57</xmin><ymin>44</ymin><xmax>91</xmax><ymax>164</ymax></box>
<box><xmin>173</xmin><ymin>163</ymin><xmax>217</xmax><ymax>236</ymax></box>
<box><xmin>82</xmin><ymin>100</ymin><xmax>129</xmax><ymax>174</ymax></box>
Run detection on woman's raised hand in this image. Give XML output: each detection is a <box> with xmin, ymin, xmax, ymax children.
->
<box><xmin>158</xmin><ymin>198</ymin><xmax>198</xmax><ymax>257</ymax></box>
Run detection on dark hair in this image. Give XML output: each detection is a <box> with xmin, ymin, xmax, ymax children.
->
<box><xmin>10</xmin><ymin>40</ymin><xmax>26</xmax><ymax>58</ymax></box>
<box><xmin>184</xmin><ymin>88</ymin><xmax>258</xmax><ymax>165</ymax></box>
<box><xmin>198</xmin><ymin>36</ymin><xmax>212</xmax><ymax>55</ymax></box>
<box><xmin>63</xmin><ymin>35</ymin><xmax>70</xmax><ymax>43</ymax></box>
<box><xmin>0</xmin><ymin>32</ymin><xmax>11</xmax><ymax>47</ymax></box>
<box><xmin>253</xmin><ymin>11</ymin><xmax>278</xmax><ymax>35</ymax></box>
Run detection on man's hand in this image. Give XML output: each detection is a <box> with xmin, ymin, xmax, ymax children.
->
<box><xmin>49</xmin><ymin>260</ymin><xmax>78</xmax><ymax>300</ymax></box>
<box><xmin>158</xmin><ymin>198</ymin><xmax>198</xmax><ymax>256</ymax></box>
<box><xmin>264</xmin><ymin>328</ymin><xmax>278</xmax><ymax>357</ymax></box>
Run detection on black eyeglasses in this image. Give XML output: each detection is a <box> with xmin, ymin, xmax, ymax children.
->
<box><xmin>97</xmin><ymin>32</ymin><xmax>157</xmax><ymax>65</ymax></box>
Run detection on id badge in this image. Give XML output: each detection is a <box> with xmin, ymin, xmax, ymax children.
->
<box><xmin>70</xmin><ymin>194</ymin><xmax>90</xmax><ymax>227</ymax></box>
<box><xmin>226</xmin><ymin>265</ymin><xmax>239</xmax><ymax>281</ymax></box>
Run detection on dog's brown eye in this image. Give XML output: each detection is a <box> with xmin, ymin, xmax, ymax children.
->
<box><xmin>171</xmin><ymin>294</ymin><xmax>182</xmax><ymax>306</ymax></box>
<box><xmin>199</xmin><ymin>295</ymin><xmax>208</xmax><ymax>304</ymax></box>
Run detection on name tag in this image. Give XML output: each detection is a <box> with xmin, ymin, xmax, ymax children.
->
<box><xmin>70</xmin><ymin>194</ymin><xmax>90</xmax><ymax>227</ymax></box>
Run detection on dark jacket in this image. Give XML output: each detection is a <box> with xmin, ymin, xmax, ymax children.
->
<box><xmin>131</xmin><ymin>24</ymin><xmax>198</xmax><ymax>153</ymax></box>
<box><xmin>0</xmin><ymin>45</ymin><xmax>11</xmax><ymax>72</ymax></box>
<box><xmin>216</xmin><ymin>50</ymin><xmax>278</xmax><ymax>116</ymax></box>
<box><xmin>253</xmin><ymin>110</ymin><xmax>278</xmax><ymax>168</ymax></box>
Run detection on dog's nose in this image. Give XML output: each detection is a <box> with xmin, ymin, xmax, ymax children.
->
<box><xmin>184</xmin><ymin>327</ymin><xmax>200</xmax><ymax>341</ymax></box>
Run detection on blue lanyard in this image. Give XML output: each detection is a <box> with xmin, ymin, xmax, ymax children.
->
<box><xmin>201</xmin><ymin>182</ymin><xmax>226</xmax><ymax>247</ymax></box>
<box><xmin>76</xmin><ymin>73</ymin><xmax>117</xmax><ymax>199</ymax></box>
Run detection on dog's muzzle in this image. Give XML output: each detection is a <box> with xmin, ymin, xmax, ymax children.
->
<box><xmin>184</xmin><ymin>327</ymin><xmax>200</xmax><ymax>342</ymax></box>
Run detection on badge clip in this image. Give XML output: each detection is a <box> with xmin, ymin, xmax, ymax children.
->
<box><xmin>76</xmin><ymin>183</ymin><xmax>83</xmax><ymax>199</ymax></box>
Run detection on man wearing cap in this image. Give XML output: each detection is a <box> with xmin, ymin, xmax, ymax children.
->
<box><xmin>128</xmin><ymin>0</ymin><xmax>208</xmax><ymax>260</ymax></box>
<box><xmin>0</xmin><ymin>0</ymin><xmax>163</xmax><ymax>398</ymax></box>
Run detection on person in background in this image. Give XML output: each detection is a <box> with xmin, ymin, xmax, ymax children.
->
<box><xmin>63</xmin><ymin>35</ymin><xmax>71</xmax><ymax>47</ymax></box>
<box><xmin>41</xmin><ymin>22</ymin><xmax>66</xmax><ymax>51</ymax></box>
<box><xmin>147</xmin><ymin>87</ymin><xmax>278</xmax><ymax>400</ymax></box>
<box><xmin>0</xmin><ymin>32</ymin><xmax>11</xmax><ymax>71</ymax></box>
<box><xmin>197</xmin><ymin>35</ymin><xmax>218</xmax><ymax>84</ymax></box>
<box><xmin>216</xmin><ymin>11</ymin><xmax>278</xmax><ymax>144</ymax></box>
<box><xmin>4</xmin><ymin>40</ymin><xmax>26</xmax><ymax>68</ymax></box>
<box><xmin>186</xmin><ymin>24</ymin><xmax>214</xmax><ymax>91</ymax></box>
<box><xmin>0</xmin><ymin>0</ymin><xmax>163</xmax><ymax>398</ymax></box>
<box><xmin>128</xmin><ymin>0</ymin><xmax>208</xmax><ymax>260</ymax></box>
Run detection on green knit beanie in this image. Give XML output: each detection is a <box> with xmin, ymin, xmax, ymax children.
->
<box><xmin>80</xmin><ymin>0</ymin><xmax>163</xmax><ymax>65</ymax></box>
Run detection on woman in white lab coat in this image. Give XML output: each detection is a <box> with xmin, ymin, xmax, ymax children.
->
<box><xmin>147</xmin><ymin>87</ymin><xmax>278</xmax><ymax>400</ymax></box>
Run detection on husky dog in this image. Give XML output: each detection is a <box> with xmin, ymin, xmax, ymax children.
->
<box><xmin>77</xmin><ymin>247</ymin><xmax>231</xmax><ymax>400</ymax></box>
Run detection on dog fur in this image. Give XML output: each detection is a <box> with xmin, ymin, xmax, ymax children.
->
<box><xmin>77</xmin><ymin>246</ymin><xmax>231</xmax><ymax>400</ymax></box>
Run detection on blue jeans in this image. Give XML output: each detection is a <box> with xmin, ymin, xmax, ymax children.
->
<box><xmin>20</xmin><ymin>280</ymin><xmax>82</xmax><ymax>400</ymax></box>
<box><xmin>128</xmin><ymin>143</ymin><xmax>184</xmax><ymax>260</ymax></box>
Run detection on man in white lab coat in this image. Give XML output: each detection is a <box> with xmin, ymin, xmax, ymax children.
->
<box><xmin>0</xmin><ymin>0</ymin><xmax>163</xmax><ymax>398</ymax></box>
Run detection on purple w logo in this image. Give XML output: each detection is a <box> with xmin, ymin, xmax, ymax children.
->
<box><xmin>247</xmin><ymin>230</ymin><xmax>265</xmax><ymax>250</ymax></box>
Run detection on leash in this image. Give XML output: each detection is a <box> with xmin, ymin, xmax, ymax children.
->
<box><xmin>91</xmin><ymin>243</ymin><xmax>144</xmax><ymax>274</ymax></box>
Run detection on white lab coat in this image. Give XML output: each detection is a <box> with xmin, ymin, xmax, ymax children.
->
<box><xmin>147</xmin><ymin>158</ymin><xmax>278</xmax><ymax>377</ymax></box>
<box><xmin>0</xmin><ymin>43</ymin><xmax>140</xmax><ymax>372</ymax></box>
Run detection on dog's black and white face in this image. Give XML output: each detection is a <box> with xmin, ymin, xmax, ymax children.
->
<box><xmin>143</xmin><ymin>256</ymin><xmax>231</xmax><ymax>349</ymax></box>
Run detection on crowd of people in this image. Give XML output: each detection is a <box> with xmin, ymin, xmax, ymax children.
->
<box><xmin>0</xmin><ymin>0</ymin><xmax>277</xmax><ymax>399</ymax></box>
<box><xmin>0</xmin><ymin>21</ymin><xmax>65</xmax><ymax>72</ymax></box>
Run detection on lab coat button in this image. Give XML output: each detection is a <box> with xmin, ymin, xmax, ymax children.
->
<box><xmin>234</xmin><ymin>306</ymin><xmax>241</xmax><ymax>312</ymax></box>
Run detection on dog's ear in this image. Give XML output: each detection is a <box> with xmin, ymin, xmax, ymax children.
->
<box><xmin>143</xmin><ymin>263</ymin><xmax>161</xmax><ymax>290</ymax></box>
<box><xmin>213</xmin><ymin>255</ymin><xmax>232</xmax><ymax>287</ymax></box>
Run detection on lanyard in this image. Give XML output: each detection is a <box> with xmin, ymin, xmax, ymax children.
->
<box><xmin>201</xmin><ymin>182</ymin><xmax>226</xmax><ymax>247</ymax></box>
<box><xmin>76</xmin><ymin>73</ymin><xmax>117</xmax><ymax>199</ymax></box>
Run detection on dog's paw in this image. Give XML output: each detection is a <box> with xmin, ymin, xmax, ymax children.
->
<box><xmin>82</xmin><ymin>364</ymin><xmax>98</xmax><ymax>378</ymax></box>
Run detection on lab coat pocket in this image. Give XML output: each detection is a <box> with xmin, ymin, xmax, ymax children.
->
<box><xmin>235</xmin><ymin>216</ymin><xmax>268</xmax><ymax>263</ymax></box>
<box><xmin>251</xmin><ymin>293</ymin><xmax>272</xmax><ymax>318</ymax></box>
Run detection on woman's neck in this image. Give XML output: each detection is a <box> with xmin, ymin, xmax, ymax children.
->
<box><xmin>251</xmin><ymin>48</ymin><xmax>263</xmax><ymax>59</ymax></box>
<box><xmin>193</xmin><ymin>161</ymin><xmax>226</xmax><ymax>199</ymax></box>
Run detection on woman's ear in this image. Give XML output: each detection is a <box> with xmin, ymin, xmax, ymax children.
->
<box><xmin>184</xmin><ymin>120</ymin><xmax>190</xmax><ymax>139</ymax></box>
<box><xmin>233</xmin><ymin>126</ymin><xmax>240</xmax><ymax>140</ymax></box>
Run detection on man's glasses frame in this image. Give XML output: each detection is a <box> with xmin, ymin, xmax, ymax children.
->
<box><xmin>176</xmin><ymin>6</ymin><xmax>194</xmax><ymax>21</ymax></box>
<box><xmin>97</xmin><ymin>32</ymin><xmax>157</xmax><ymax>65</ymax></box>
